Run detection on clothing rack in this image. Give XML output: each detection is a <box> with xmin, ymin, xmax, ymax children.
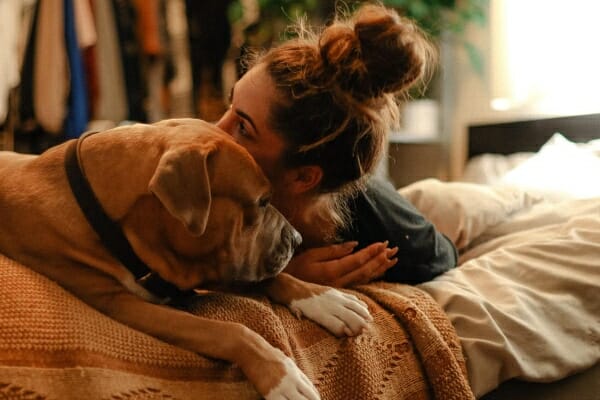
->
<box><xmin>2</xmin><ymin>0</ymin><xmax>239</xmax><ymax>154</ymax></box>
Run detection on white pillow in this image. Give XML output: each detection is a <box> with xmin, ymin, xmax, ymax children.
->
<box><xmin>398</xmin><ymin>179</ymin><xmax>541</xmax><ymax>250</ymax></box>
<box><xmin>461</xmin><ymin>152</ymin><xmax>533</xmax><ymax>185</ymax></box>
<box><xmin>501</xmin><ymin>133</ymin><xmax>600</xmax><ymax>199</ymax></box>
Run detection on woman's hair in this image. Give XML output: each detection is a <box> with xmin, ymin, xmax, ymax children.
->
<box><xmin>247</xmin><ymin>2</ymin><xmax>436</xmax><ymax>195</ymax></box>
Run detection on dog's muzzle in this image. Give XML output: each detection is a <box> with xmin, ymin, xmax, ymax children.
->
<box><xmin>263</xmin><ymin>225</ymin><xmax>302</xmax><ymax>277</ymax></box>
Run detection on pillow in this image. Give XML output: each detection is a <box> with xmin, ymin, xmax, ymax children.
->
<box><xmin>398</xmin><ymin>179</ymin><xmax>541</xmax><ymax>250</ymax></box>
<box><xmin>461</xmin><ymin>152</ymin><xmax>534</xmax><ymax>185</ymax></box>
<box><xmin>581</xmin><ymin>138</ymin><xmax>600</xmax><ymax>156</ymax></box>
<box><xmin>501</xmin><ymin>133</ymin><xmax>600</xmax><ymax>199</ymax></box>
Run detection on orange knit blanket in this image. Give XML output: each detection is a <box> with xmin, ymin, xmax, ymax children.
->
<box><xmin>0</xmin><ymin>253</ymin><xmax>473</xmax><ymax>399</ymax></box>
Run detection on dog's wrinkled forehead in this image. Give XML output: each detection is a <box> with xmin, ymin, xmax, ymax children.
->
<box><xmin>215</xmin><ymin>141</ymin><xmax>269</xmax><ymax>194</ymax></box>
<box><xmin>193</xmin><ymin>132</ymin><xmax>270</xmax><ymax>202</ymax></box>
<box><xmin>154</xmin><ymin>118</ymin><xmax>271</xmax><ymax>202</ymax></box>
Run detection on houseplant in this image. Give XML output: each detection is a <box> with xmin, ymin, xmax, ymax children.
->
<box><xmin>382</xmin><ymin>0</ymin><xmax>487</xmax><ymax>76</ymax></box>
<box><xmin>229</xmin><ymin>0</ymin><xmax>486</xmax><ymax>72</ymax></box>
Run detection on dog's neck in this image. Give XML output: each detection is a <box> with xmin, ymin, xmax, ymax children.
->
<box><xmin>65</xmin><ymin>135</ymin><xmax>193</xmax><ymax>302</ymax></box>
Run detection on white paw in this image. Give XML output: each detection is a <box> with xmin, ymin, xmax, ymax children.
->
<box><xmin>289</xmin><ymin>289</ymin><xmax>373</xmax><ymax>336</ymax></box>
<box><xmin>265</xmin><ymin>357</ymin><xmax>320</xmax><ymax>400</ymax></box>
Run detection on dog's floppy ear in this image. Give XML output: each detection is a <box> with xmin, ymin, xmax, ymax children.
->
<box><xmin>148</xmin><ymin>145</ymin><xmax>214</xmax><ymax>236</ymax></box>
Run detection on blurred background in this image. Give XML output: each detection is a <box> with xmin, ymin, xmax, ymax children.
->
<box><xmin>1</xmin><ymin>0</ymin><xmax>599</xmax><ymax>184</ymax></box>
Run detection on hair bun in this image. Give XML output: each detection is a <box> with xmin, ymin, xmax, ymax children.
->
<box><xmin>319</xmin><ymin>25</ymin><xmax>359</xmax><ymax>66</ymax></box>
<box><xmin>319</xmin><ymin>4</ymin><xmax>435</xmax><ymax>99</ymax></box>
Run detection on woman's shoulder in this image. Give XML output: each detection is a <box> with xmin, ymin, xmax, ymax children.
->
<box><xmin>344</xmin><ymin>176</ymin><xmax>428</xmax><ymax>233</ymax></box>
<box><xmin>356</xmin><ymin>177</ymin><xmax>417</xmax><ymax>212</ymax></box>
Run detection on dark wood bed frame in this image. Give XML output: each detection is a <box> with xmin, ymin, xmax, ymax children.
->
<box><xmin>468</xmin><ymin>113</ymin><xmax>600</xmax><ymax>159</ymax></box>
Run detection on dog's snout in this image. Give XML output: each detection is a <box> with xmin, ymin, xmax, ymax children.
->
<box><xmin>291</xmin><ymin>228</ymin><xmax>302</xmax><ymax>249</ymax></box>
<box><xmin>261</xmin><ymin>225</ymin><xmax>302</xmax><ymax>278</ymax></box>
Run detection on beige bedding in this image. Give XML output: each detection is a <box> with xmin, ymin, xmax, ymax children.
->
<box><xmin>0</xmin><ymin>253</ymin><xmax>472</xmax><ymax>400</ymax></box>
<box><xmin>404</xmin><ymin>181</ymin><xmax>600</xmax><ymax>397</ymax></box>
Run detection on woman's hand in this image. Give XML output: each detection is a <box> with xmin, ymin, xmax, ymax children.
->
<box><xmin>284</xmin><ymin>241</ymin><xmax>398</xmax><ymax>287</ymax></box>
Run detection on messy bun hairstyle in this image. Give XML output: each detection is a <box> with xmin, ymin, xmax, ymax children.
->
<box><xmin>252</xmin><ymin>3</ymin><xmax>436</xmax><ymax>194</ymax></box>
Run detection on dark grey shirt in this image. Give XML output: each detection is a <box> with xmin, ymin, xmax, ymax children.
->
<box><xmin>339</xmin><ymin>178</ymin><xmax>458</xmax><ymax>284</ymax></box>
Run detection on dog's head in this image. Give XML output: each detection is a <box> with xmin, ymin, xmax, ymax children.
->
<box><xmin>146</xmin><ymin>120</ymin><xmax>301</xmax><ymax>285</ymax></box>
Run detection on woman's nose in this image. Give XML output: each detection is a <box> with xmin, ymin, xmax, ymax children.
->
<box><xmin>215</xmin><ymin>110</ymin><xmax>234</xmax><ymax>135</ymax></box>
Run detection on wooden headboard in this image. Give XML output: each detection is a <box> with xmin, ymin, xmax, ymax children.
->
<box><xmin>468</xmin><ymin>113</ymin><xmax>600</xmax><ymax>159</ymax></box>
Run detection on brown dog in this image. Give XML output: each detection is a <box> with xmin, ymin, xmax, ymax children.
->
<box><xmin>0</xmin><ymin>119</ymin><xmax>372</xmax><ymax>400</ymax></box>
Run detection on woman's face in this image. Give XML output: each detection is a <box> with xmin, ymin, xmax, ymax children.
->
<box><xmin>216</xmin><ymin>64</ymin><xmax>287</xmax><ymax>186</ymax></box>
<box><xmin>216</xmin><ymin>64</ymin><xmax>306</xmax><ymax>218</ymax></box>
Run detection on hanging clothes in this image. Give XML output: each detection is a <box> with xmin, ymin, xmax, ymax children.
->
<box><xmin>0</xmin><ymin>0</ymin><xmax>36</xmax><ymax>125</ymax></box>
<box><xmin>17</xmin><ymin>1</ymin><xmax>39</xmax><ymax>132</ymax></box>
<box><xmin>7</xmin><ymin>0</ymin><xmax>243</xmax><ymax>153</ymax></box>
<box><xmin>134</xmin><ymin>0</ymin><xmax>162</xmax><ymax>56</ymax></box>
<box><xmin>185</xmin><ymin>0</ymin><xmax>232</xmax><ymax>121</ymax></box>
<box><xmin>63</xmin><ymin>0</ymin><xmax>89</xmax><ymax>139</ymax></box>
<box><xmin>33</xmin><ymin>0</ymin><xmax>68</xmax><ymax>135</ymax></box>
<box><xmin>134</xmin><ymin>0</ymin><xmax>168</xmax><ymax>122</ymax></box>
<box><xmin>112</xmin><ymin>0</ymin><xmax>147</xmax><ymax>122</ymax></box>
<box><xmin>164</xmin><ymin>0</ymin><xmax>194</xmax><ymax>118</ymax></box>
<box><xmin>73</xmin><ymin>0</ymin><xmax>97</xmax><ymax>48</ymax></box>
<box><xmin>91</xmin><ymin>0</ymin><xmax>128</xmax><ymax>123</ymax></box>
<box><xmin>74</xmin><ymin>0</ymin><xmax>98</xmax><ymax>122</ymax></box>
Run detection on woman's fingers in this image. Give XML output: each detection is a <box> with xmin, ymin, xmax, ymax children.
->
<box><xmin>334</xmin><ymin>243</ymin><xmax>398</xmax><ymax>287</ymax></box>
<box><xmin>329</xmin><ymin>242</ymin><xmax>389</xmax><ymax>277</ymax></box>
<box><xmin>285</xmin><ymin>242</ymin><xmax>359</xmax><ymax>284</ymax></box>
<box><xmin>372</xmin><ymin>247</ymin><xmax>398</xmax><ymax>279</ymax></box>
<box><xmin>303</xmin><ymin>241</ymin><xmax>359</xmax><ymax>262</ymax></box>
<box><xmin>285</xmin><ymin>241</ymin><xmax>398</xmax><ymax>287</ymax></box>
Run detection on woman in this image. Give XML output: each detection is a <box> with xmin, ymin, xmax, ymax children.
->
<box><xmin>216</xmin><ymin>3</ymin><xmax>457</xmax><ymax>287</ymax></box>
<box><xmin>214</xmin><ymin>8</ymin><xmax>598</xmax><ymax>397</ymax></box>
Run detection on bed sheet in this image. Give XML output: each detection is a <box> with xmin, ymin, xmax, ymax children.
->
<box><xmin>405</xmin><ymin>181</ymin><xmax>600</xmax><ymax>398</ymax></box>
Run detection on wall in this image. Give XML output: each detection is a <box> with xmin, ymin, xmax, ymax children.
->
<box><xmin>446</xmin><ymin>0</ymin><xmax>600</xmax><ymax>179</ymax></box>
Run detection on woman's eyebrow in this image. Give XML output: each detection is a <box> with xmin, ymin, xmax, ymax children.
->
<box><xmin>230</xmin><ymin>84</ymin><xmax>259</xmax><ymax>134</ymax></box>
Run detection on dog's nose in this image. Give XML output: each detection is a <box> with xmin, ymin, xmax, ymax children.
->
<box><xmin>262</xmin><ymin>227</ymin><xmax>302</xmax><ymax>278</ymax></box>
<box><xmin>291</xmin><ymin>228</ymin><xmax>302</xmax><ymax>249</ymax></box>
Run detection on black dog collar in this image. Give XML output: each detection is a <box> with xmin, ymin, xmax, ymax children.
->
<box><xmin>64</xmin><ymin>133</ymin><xmax>192</xmax><ymax>302</ymax></box>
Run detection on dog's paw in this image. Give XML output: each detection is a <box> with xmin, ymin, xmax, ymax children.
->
<box><xmin>289</xmin><ymin>289</ymin><xmax>372</xmax><ymax>337</ymax></box>
<box><xmin>264</xmin><ymin>357</ymin><xmax>321</xmax><ymax>400</ymax></box>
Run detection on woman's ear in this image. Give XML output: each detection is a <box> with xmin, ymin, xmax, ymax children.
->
<box><xmin>286</xmin><ymin>165</ymin><xmax>323</xmax><ymax>195</ymax></box>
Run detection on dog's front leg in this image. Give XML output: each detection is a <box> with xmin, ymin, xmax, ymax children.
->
<box><xmin>263</xmin><ymin>273</ymin><xmax>372</xmax><ymax>337</ymax></box>
<box><xmin>62</xmin><ymin>270</ymin><xmax>320</xmax><ymax>400</ymax></box>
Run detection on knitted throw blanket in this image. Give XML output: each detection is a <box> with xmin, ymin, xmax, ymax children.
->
<box><xmin>0</xmin><ymin>253</ymin><xmax>473</xmax><ymax>399</ymax></box>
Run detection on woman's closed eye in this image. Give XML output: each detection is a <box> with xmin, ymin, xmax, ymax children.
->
<box><xmin>232</xmin><ymin>108</ymin><xmax>258</xmax><ymax>140</ymax></box>
<box><xmin>238</xmin><ymin>119</ymin><xmax>250</xmax><ymax>138</ymax></box>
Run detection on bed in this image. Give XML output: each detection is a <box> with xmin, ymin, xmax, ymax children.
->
<box><xmin>423</xmin><ymin>113</ymin><xmax>600</xmax><ymax>399</ymax></box>
<box><xmin>456</xmin><ymin>113</ymin><xmax>600</xmax><ymax>399</ymax></box>
<box><xmin>463</xmin><ymin>113</ymin><xmax>600</xmax><ymax>200</ymax></box>
<box><xmin>0</xmin><ymin>114</ymin><xmax>599</xmax><ymax>399</ymax></box>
